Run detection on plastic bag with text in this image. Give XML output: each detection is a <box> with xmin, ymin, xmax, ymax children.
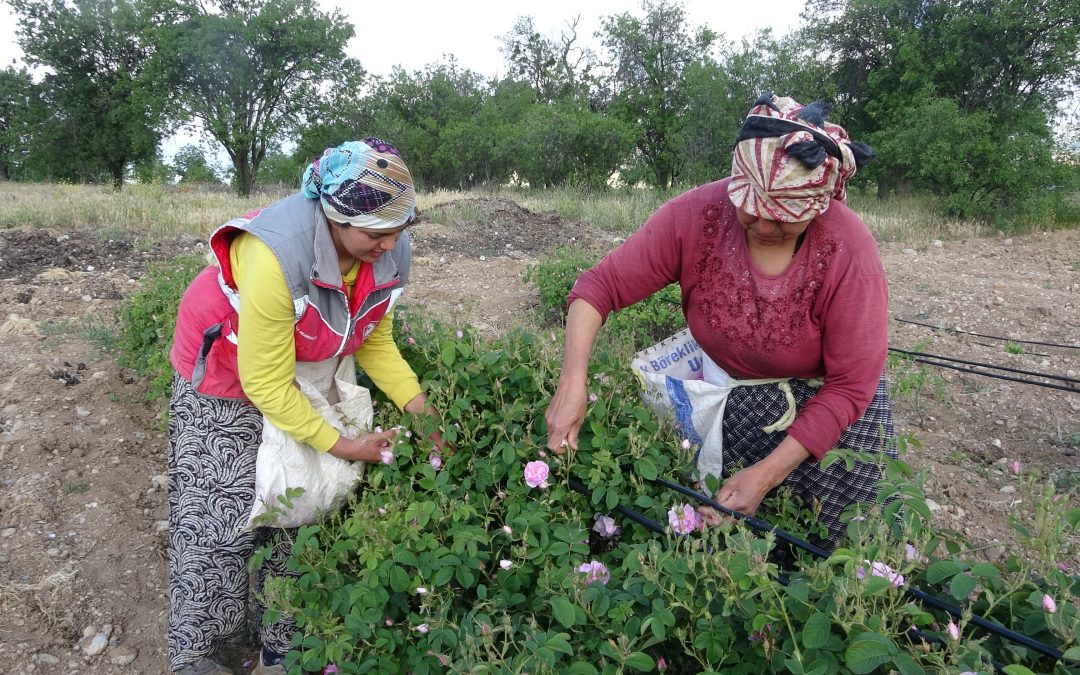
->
<box><xmin>245</xmin><ymin>357</ymin><xmax>372</xmax><ymax>529</ymax></box>
<box><xmin>630</xmin><ymin>329</ymin><xmax>736</xmax><ymax>480</ymax></box>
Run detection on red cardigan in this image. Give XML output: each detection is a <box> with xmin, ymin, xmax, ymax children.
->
<box><xmin>569</xmin><ymin>178</ymin><xmax>889</xmax><ymax>458</ymax></box>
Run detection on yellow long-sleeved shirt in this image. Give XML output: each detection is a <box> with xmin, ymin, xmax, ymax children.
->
<box><xmin>232</xmin><ymin>233</ymin><xmax>423</xmax><ymax>452</ymax></box>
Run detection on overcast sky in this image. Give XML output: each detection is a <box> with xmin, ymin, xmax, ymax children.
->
<box><xmin>0</xmin><ymin>0</ymin><xmax>808</xmax><ymax>160</ymax></box>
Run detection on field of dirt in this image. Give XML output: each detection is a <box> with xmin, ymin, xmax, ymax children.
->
<box><xmin>0</xmin><ymin>198</ymin><xmax>1077</xmax><ymax>674</ymax></box>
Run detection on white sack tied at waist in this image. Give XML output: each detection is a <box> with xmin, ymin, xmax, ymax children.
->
<box><xmin>630</xmin><ymin>329</ymin><xmax>822</xmax><ymax>480</ymax></box>
<box><xmin>245</xmin><ymin>356</ymin><xmax>374</xmax><ymax>530</ymax></box>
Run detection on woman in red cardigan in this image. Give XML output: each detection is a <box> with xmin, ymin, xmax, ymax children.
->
<box><xmin>545</xmin><ymin>94</ymin><xmax>890</xmax><ymax>552</ymax></box>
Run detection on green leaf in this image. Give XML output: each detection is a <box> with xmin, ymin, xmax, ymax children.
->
<box><xmin>623</xmin><ymin>652</ymin><xmax>655</xmax><ymax>671</ymax></box>
<box><xmin>637</xmin><ymin>458</ymin><xmax>658</xmax><ymax>481</ymax></box>
<box><xmin>802</xmin><ymin>612</ymin><xmax>831</xmax><ymax>649</ymax></box>
<box><xmin>440</xmin><ymin>341</ymin><xmax>456</xmax><ymax>367</ymax></box>
<box><xmin>1002</xmin><ymin>666</ymin><xmax>1038</xmax><ymax>675</ymax></box>
<box><xmin>949</xmin><ymin>573</ymin><xmax>976</xmax><ymax>601</ymax></box>
<box><xmin>784</xmin><ymin>658</ymin><xmax>804</xmax><ymax>675</ymax></box>
<box><xmin>891</xmin><ymin>654</ymin><xmax>924</xmax><ymax>675</ymax></box>
<box><xmin>388</xmin><ymin>565</ymin><xmax>409</xmax><ymax>593</ymax></box>
<box><xmin>786</xmin><ymin>580</ymin><xmax>810</xmax><ymax>604</ymax></box>
<box><xmin>550</xmin><ymin>596</ymin><xmax>577</xmax><ymax>628</ymax></box>
<box><xmin>1067</xmin><ymin>508</ymin><xmax>1080</xmax><ymax>529</ymax></box>
<box><xmin>1062</xmin><ymin>646</ymin><xmax>1080</xmax><ymax>661</ymax></box>
<box><xmin>926</xmin><ymin>559</ymin><xmax>967</xmax><ymax>584</ymax></box>
<box><xmin>844</xmin><ymin>633</ymin><xmax>898</xmax><ymax>674</ymax></box>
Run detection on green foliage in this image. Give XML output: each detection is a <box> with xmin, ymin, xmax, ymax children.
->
<box><xmin>599</xmin><ymin>0</ymin><xmax>718</xmax><ymax>188</ymax></box>
<box><xmin>172</xmin><ymin>144</ymin><xmax>221</xmax><ymax>185</ymax></box>
<box><xmin>525</xmin><ymin>247</ymin><xmax>685</xmax><ymax>348</ymax></box>
<box><xmin>115</xmin><ymin>255</ymin><xmax>204</xmax><ymax>401</ymax></box>
<box><xmin>261</xmin><ymin>310</ymin><xmax>1079</xmax><ymax>674</ymax></box>
<box><xmin>0</xmin><ymin>66</ymin><xmax>43</xmax><ymax>181</ymax></box>
<box><xmin>155</xmin><ymin>0</ymin><xmax>358</xmax><ymax>196</ymax></box>
<box><xmin>9</xmin><ymin>0</ymin><xmax>167</xmax><ymax>189</ymax></box>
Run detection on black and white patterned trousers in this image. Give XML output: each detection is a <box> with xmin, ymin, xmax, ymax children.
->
<box><xmin>167</xmin><ymin>373</ymin><xmax>297</xmax><ymax>671</ymax></box>
<box><xmin>721</xmin><ymin>374</ymin><xmax>895</xmax><ymax>553</ymax></box>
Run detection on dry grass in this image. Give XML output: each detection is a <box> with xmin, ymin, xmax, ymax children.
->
<box><xmin>0</xmin><ymin>566</ymin><xmax>77</xmax><ymax>633</ymax></box>
<box><xmin>0</xmin><ymin>180</ymin><xmax>1002</xmax><ymax>244</ymax></box>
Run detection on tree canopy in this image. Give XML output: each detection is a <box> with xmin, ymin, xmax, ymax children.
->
<box><xmin>4</xmin><ymin>0</ymin><xmax>1079</xmax><ymax>222</ymax></box>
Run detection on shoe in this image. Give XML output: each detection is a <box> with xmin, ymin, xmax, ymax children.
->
<box><xmin>174</xmin><ymin>657</ymin><xmax>234</xmax><ymax>674</ymax></box>
<box><xmin>250</xmin><ymin>649</ymin><xmax>287</xmax><ymax>675</ymax></box>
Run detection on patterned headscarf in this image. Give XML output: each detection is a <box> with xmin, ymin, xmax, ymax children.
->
<box><xmin>301</xmin><ymin>138</ymin><xmax>416</xmax><ymax>230</ymax></box>
<box><xmin>728</xmin><ymin>94</ymin><xmax>873</xmax><ymax>222</ymax></box>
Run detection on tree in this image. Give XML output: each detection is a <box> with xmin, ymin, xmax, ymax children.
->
<box><xmin>10</xmin><ymin>0</ymin><xmax>167</xmax><ymax>188</ymax></box>
<box><xmin>500</xmin><ymin>15</ymin><xmax>600</xmax><ymax>104</ymax></box>
<box><xmin>803</xmin><ymin>0</ymin><xmax>1080</xmax><ymax>216</ymax></box>
<box><xmin>598</xmin><ymin>0</ymin><xmax>717</xmax><ymax>188</ymax></box>
<box><xmin>171</xmin><ymin>143</ymin><xmax>220</xmax><ymax>184</ymax></box>
<box><xmin>0</xmin><ymin>67</ymin><xmax>41</xmax><ymax>181</ymax></box>
<box><xmin>157</xmin><ymin>0</ymin><xmax>359</xmax><ymax>196</ymax></box>
<box><xmin>679</xmin><ymin>31</ymin><xmax>835</xmax><ymax>185</ymax></box>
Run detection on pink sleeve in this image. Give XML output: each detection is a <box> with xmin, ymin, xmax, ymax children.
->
<box><xmin>568</xmin><ymin>197</ymin><xmax>689</xmax><ymax>319</ymax></box>
<box><xmin>786</xmin><ymin>264</ymin><xmax>889</xmax><ymax>460</ymax></box>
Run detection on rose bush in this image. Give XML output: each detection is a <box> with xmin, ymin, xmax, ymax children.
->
<box><xmin>259</xmin><ymin>309</ymin><xmax>1080</xmax><ymax>674</ymax></box>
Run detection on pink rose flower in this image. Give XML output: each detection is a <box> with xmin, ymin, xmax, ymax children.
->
<box><xmin>578</xmin><ymin>560</ymin><xmax>610</xmax><ymax>585</ymax></box>
<box><xmin>589</xmin><ymin>393</ymin><xmax>597</xmax><ymax>402</ymax></box>
<box><xmin>1011</xmin><ymin>461</ymin><xmax>1021</xmax><ymax>475</ymax></box>
<box><xmin>947</xmin><ymin>621</ymin><xmax>960</xmax><ymax>640</ymax></box>
<box><xmin>857</xmin><ymin>560</ymin><xmax>905</xmax><ymax>588</ymax></box>
<box><xmin>1043</xmin><ymin>594</ymin><xmax>1057</xmax><ymax>613</ymax></box>
<box><xmin>456</xmin><ymin>330</ymin><xmax>463</xmax><ymax>339</ymax></box>
<box><xmin>416</xmin><ymin>623</ymin><xmax>429</xmax><ymax>634</ymax></box>
<box><xmin>592</xmin><ymin>514</ymin><xmax>619</xmax><ymax>539</ymax></box>
<box><xmin>416</xmin><ymin>587</ymin><xmax>428</xmax><ymax>594</ymax></box>
<box><xmin>680</xmin><ymin>439</ymin><xmax>691</xmax><ymax>450</ymax></box>
<box><xmin>667</xmin><ymin>504</ymin><xmax>699</xmax><ymax>535</ymax></box>
<box><xmin>429</xmin><ymin>454</ymin><xmax>442</xmax><ymax>471</ymax></box>
<box><xmin>657</xmin><ymin>656</ymin><xmax>668</xmax><ymax>671</ymax></box>
<box><xmin>523</xmin><ymin>460</ymin><xmax>550</xmax><ymax>489</ymax></box>
<box><xmin>324</xmin><ymin>665</ymin><xmax>340</xmax><ymax>674</ymax></box>
<box><xmin>499</xmin><ymin>559</ymin><xmax>512</xmax><ymax>570</ymax></box>
<box><xmin>380</xmin><ymin>450</ymin><xmax>393</xmax><ymax>465</ymax></box>
<box><xmin>502</xmin><ymin>525</ymin><xmax>512</xmax><ymax>535</ymax></box>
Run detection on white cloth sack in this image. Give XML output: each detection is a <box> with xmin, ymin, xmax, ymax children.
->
<box><xmin>631</xmin><ymin>329</ymin><xmax>734</xmax><ymax>480</ymax></box>
<box><xmin>245</xmin><ymin>356</ymin><xmax>373</xmax><ymax>529</ymax></box>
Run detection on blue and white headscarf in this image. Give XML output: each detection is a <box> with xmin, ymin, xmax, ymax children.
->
<box><xmin>301</xmin><ymin>138</ymin><xmax>416</xmax><ymax>230</ymax></box>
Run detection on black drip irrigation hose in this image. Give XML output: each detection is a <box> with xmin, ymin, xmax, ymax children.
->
<box><xmin>889</xmin><ymin>349</ymin><xmax>1080</xmax><ymax>394</ymax></box>
<box><xmin>565</xmin><ymin>475</ymin><xmax>1070</xmax><ymax>672</ymax></box>
<box><xmin>896</xmin><ymin>317</ymin><xmax>1080</xmax><ymax>351</ymax></box>
<box><xmin>889</xmin><ymin>348</ymin><xmax>1080</xmax><ymax>386</ymax></box>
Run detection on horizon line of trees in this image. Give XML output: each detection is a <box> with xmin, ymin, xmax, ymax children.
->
<box><xmin>1</xmin><ymin>0</ymin><xmax>1079</xmax><ymax>222</ymax></box>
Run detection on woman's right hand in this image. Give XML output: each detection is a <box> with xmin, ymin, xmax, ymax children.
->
<box><xmin>328</xmin><ymin>429</ymin><xmax>399</xmax><ymax>462</ymax></box>
<box><xmin>545</xmin><ymin>379</ymin><xmax>587</xmax><ymax>453</ymax></box>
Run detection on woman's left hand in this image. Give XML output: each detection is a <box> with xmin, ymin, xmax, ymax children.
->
<box><xmin>698</xmin><ymin>436</ymin><xmax>811</xmax><ymax>527</ymax></box>
<box><xmin>404</xmin><ymin>392</ymin><xmax>450</xmax><ymax>452</ymax></box>
<box><xmin>699</xmin><ymin>464</ymin><xmax>776</xmax><ymax>525</ymax></box>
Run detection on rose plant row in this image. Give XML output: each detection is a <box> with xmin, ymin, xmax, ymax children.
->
<box><xmin>261</xmin><ymin>310</ymin><xmax>1080</xmax><ymax>675</ymax></box>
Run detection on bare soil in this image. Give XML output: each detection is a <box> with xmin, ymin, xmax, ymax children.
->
<box><xmin>1</xmin><ymin>203</ymin><xmax>1077</xmax><ymax>674</ymax></box>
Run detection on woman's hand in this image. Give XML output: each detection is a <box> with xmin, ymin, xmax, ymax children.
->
<box><xmin>404</xmin><ymin>392</ymin><xmax>449</xmax><ymax>452</ymax></box>
<box><xmin>545</xmin><ymin>299</ymin><xmax>605</xmax><ymax>453</ymax></box>
<box><xmin>698</xmin><ymin>463</ymin><xmax>775</xmax><ymax>526</ymax></box>
<box><xmin>545</xmin><ymin>380</ymin><xmax>587</xmax><ymax>453</ymax></box>
<box><xmin>698</xmin><ymin>435</ymin><xmax>811</xmax><ymax>526</ymax></box>
<box><xmin>328</xmin><ymin>429</ymin><xmax>399</xmax><ymax>462</ymax></box>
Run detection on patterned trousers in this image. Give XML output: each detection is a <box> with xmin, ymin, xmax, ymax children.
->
<box><xmin>721</xmin><ymin>374</ymin><xmax>896</xmax><ymax>553</ymax></box>
<box><xmin>167</xmin><ymin>373</ymin><xmax>297</xmax><ymax>671</ymax></box>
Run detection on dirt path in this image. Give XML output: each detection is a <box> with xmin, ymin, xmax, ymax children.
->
<box><xmin>1</xmin><ymin>202</ymin><xmax>1077</xmax><ymax>673</ymax></box>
